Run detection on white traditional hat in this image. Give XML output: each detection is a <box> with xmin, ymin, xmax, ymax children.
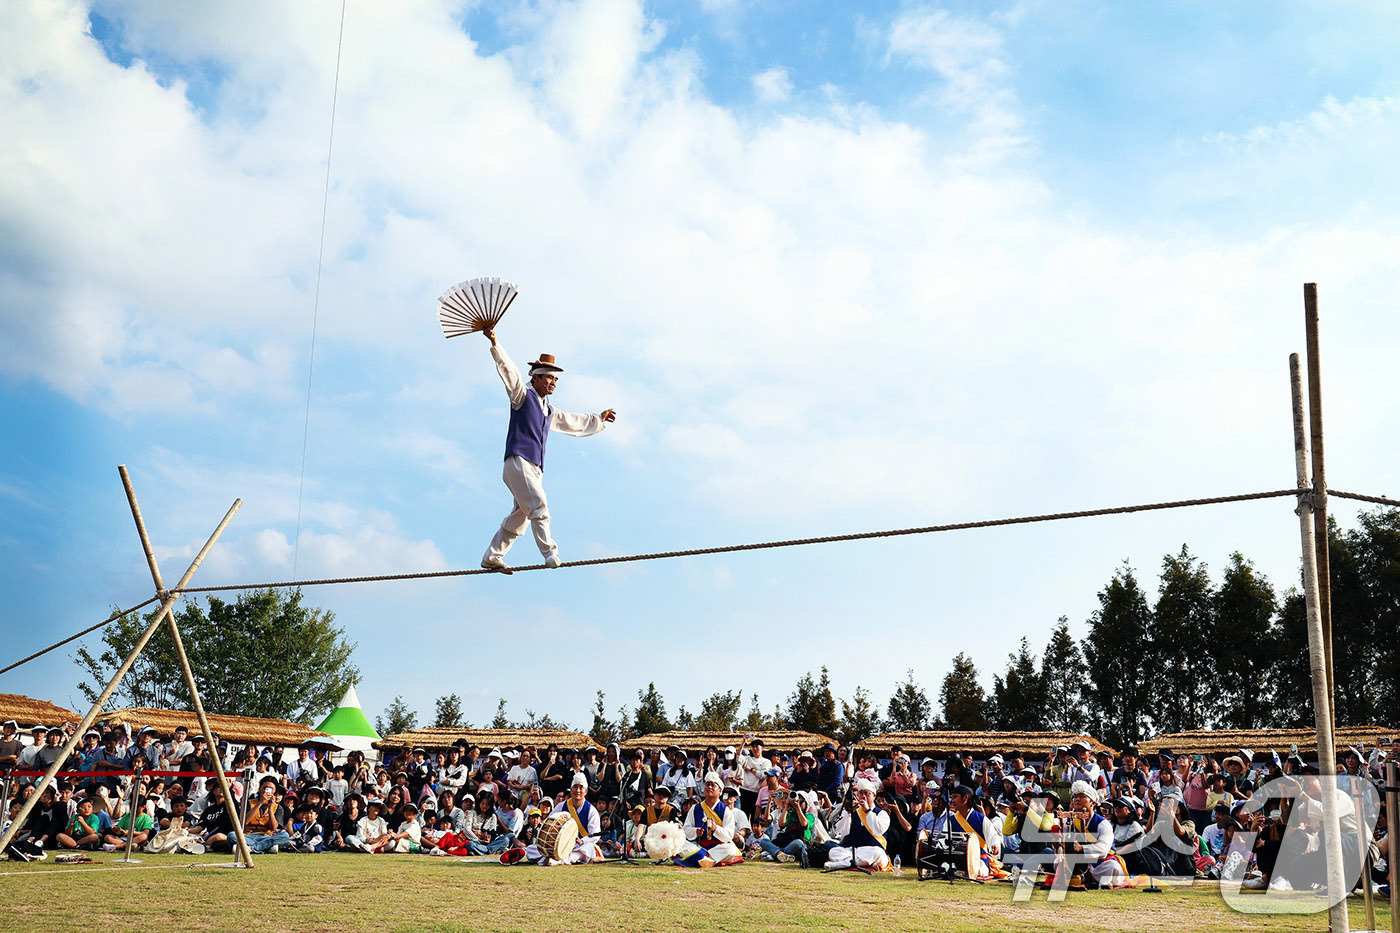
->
<box><xmin>571</xmin><ymin>772</ymin><xmax>588</xmax><ymax>788</ymax></box>
<box><xmin>1070</xmin><ymin>780</ymin><xmax>1099</xmax><ymax>802</ymax></box>
<box><xmin>853</xmin><ymin>778</ymin><xmax>878</xmax><ymax>794</ymax></box>
<box><xmin>703</xmin><ymin>771</ymin><xmax>723</xmax><ymax>787</ymax></box>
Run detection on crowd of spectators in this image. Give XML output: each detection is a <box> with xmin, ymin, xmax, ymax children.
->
<box><xmin>1</xmin><ymin>717</ymin><xmax>1392</xmax><ymax>894</ymax></box>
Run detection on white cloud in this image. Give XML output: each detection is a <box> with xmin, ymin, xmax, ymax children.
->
<box><xmin>2</xmin><ymin>0</ymin><xmax>1398</xmax><ymax>531</ymax></box>
<box><xmin>752</xmin><ymin>67</ymin><xmax>792</xmax><ymax>102</ymax></box>
<box><xmin>885</xmin><ymin>6</ymin><xmax>1026</xmax><ymax>158</ymax></box>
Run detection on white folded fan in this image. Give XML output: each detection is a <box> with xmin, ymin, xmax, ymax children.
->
<box><xmin>437</xmin><ymin>276</ymin><xmax>519</xmax><ymax>338</ymax></box>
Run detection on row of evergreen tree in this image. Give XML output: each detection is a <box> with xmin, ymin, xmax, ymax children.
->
<box><xmin>380</xmin><ymin>509</ymin><xmax>1399</xmax><ymax>750</ymax></box>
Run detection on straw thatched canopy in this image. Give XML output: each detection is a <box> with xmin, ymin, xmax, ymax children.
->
<box><xmin>620</xmin><ymin>731</ymin><xmax>838</xmax><ymax>753</ymax></box>
<box><xmin>1139</xmin><ymin>725</ymin><xmax>1397</xmax><ymax>760</ymax></box>
<box><xmin>0</xmin><ymin>693</ymin><xmax>79</xmax><ymax>728</ymax></box>
<box><xmin>102</xmin><ymin>707</ymin><xmax>330</xmax><ymax>746</ymax></box>
<box><xmin>862</xmin><ymin>731</ymin><xmax>1115</xmax><ymax>760</ymax></box>
<box><xmin>375</xmin><ymin>727</ymin><xmax>602</xmax><ymax>754</ymax></box>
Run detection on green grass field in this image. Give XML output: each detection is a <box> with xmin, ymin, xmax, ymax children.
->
<box><xmin>0</xmin><ymin>853</ymin><xmax>1389</xmax><ymax>933</ymax></box>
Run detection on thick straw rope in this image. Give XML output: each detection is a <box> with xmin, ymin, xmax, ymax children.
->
<box><xmin>176</xmin><ymin>488</ymin><xmax>1302</xmax><ymax>594</ymax></box>
<box><xmin>9</xmin><ymin>485</ymin><xmax>1397</xmax><ymax>679</ymax></box>
<box><xmin>1330</xmin><ymin>489</ymin><xmax>1400</xmax><ymax>508</ymax></box>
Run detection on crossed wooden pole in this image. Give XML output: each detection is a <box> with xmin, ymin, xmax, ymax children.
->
<box><xmin>0</xmin><ymin>466</ymin><xmax>255</xmax><ymax>867</ymax></box>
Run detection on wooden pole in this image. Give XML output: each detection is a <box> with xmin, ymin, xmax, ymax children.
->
<box><xmin>0</xmin><ymin>490</ymin><xmax>240</xmax><ymax>856</ymax></box>
<box><xmin>1291</xmin><ymin>354</ymin><xmax>1349</xmax><ymax>933</ymax></box>
<box><xmin>118</xmin><ymin>465</ymin><xmax>255</xmax><ymax>868</ymax></box>
<box><xmin>1304</xmin><ymin>283</ymin><xmax>1337</xmax><ymax>726</ymax></box>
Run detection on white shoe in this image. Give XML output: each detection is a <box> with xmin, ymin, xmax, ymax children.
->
<box><xmin>1240</xmin><ymin>876</ymin><xmax>1268</xmax><ymax>890</ymax></box>
<box><xmin>481</xmin><ymin>558</ymin><xmax>513</xmax><ymax>574</ymax></box>
<box><xmin>1268</xmin><ymin>877</ymin><xmax>1292</xmax><ymax>892</ymax></box>
<box><xmin>544</xmin><ymin>555</ymin><xmax>562</xmax><ymax>568</ymax></box>
<box><xmin>776</xmin><ymin>852</ymin><xmax>793</xmax><ymax>863</ymax></box>
<box><xmin>270</xmin><ymin>845</ymin><xmax>280</xmax><ymax>854</ymax></box>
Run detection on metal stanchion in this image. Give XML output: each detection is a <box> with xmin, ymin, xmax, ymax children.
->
<box><xmin>1387</xmin><ymin>759</ymin><xmax>1398</xmax><ymax>933</ymax></box>
<box><xmin>1355</xmin><ymin>777</ymin><xmax>1375</xmax><ymax>931</ymax></box>
<box><xmin>111</xmin><ymin>766</ymin><xmax>144</xmax><ymax>864</ymax></box>
<box><xmin>0</xmin><ymin>769</ymin><xmax>12</xmax><ymax>830</ymax></box>
<box><xmin>233</xmin><ymin>767</ymin><xmax>254</xmax><ymax>868</ymax></box>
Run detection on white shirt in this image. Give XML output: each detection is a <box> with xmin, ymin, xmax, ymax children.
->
<box><xmin>684</xmin><ymin>800</ymin><xmax>736</xmax><ymax>844</ymax></box>
<box><xmin>507</xmin><ymin>764</ymin><xmax>538</xmax><ymax>791</ymax></box>
<box><xmin>738</xmin><ymin>753</ymin><xmax>771</xmax><ymax>792</ymax></box>
<box><xmin>325</xmin><ymin>779</ymin><xmax>349</xmax><ymax>807</ymax></box>
<box><xmin>356</xmin><ymin>815</ymin><xmax>388</xmax><ymax>839</ymax></box>
<box><xmin>491</xmin><ymin>345</ymin><xmax>608</xmax><ymax>439</ymax></box>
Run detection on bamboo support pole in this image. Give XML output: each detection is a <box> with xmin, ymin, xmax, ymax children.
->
<box><xmin>0</xmin><ymin>484</ymin><xmax>240</xmax><ymax>857</ymax></box>
<box><xmin>1291</xmin><ymin>354</ymin><xmax>1349</xmax><ymax>933</ymax></box>
<box><xmin>118</xmin><ymin>465</ymin><xmax>255</xmax><ymax>868</ymax></box>
<box><xmin>1304</xmin><ymin>283</ymin><xmax>1337</xmax><ymax>725</ymax></box>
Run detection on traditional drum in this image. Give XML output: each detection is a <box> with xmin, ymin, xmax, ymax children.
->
<box><xmin>963</xmin><ymin>830</ymin><xmax>984</xmax><ymax>879</ymax></box>
<box><xmin>536</xmin><ymin>811</ymin><xmax>579</xmax><ymax>862</ymax></box>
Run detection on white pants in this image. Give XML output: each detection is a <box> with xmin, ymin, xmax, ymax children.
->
<box><xmin>483</xmin><ymin>457</ymin><xmax>557</xmax><ymax>563</ymax></box>
<box><xmin>702</xmin><ymin>841</ymin><xmax>740</xmax><ymax>863</ymax></box>
<box><xmin>826</xmin><ymin>845</ymin><xmax>890</xmax><ymax>870</ymax></box>
<box><xmin>1053</xmin><ymin>854</ymin><xmax>1127</xmax><ymax>887</ymax></box>
<box><xmin>526</xmin><ymin>839</ymin><xmax>601</xmax><ymax>864</ymax></box>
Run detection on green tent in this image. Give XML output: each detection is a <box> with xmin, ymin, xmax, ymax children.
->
<box><xmin>315</xmin><ymin>685</ymin><xmax>380</xmax><ymax>752</ymax></box>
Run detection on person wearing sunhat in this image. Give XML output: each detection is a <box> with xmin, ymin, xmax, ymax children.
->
<box><xmin>479</xmin><ymin>326</ymin><xmax>617</xmax><ymax>572</ymax></box>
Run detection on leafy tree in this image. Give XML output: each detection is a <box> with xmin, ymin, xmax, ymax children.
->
<box><xmin>1150</xmin><ymin>546</ymin><xmax>1215</xmax><ymax>732</ymax></box>
<box><xmin>693</xmin><ymin>690</ymin><xmax>743</xmax><ymax>732</ymax></box>
<box><xmin>675</xmin><ymin>706</ymin><xmax>695</xmax><ymax>731</ymax></box>
<box><xmin>740</xmin><ymin>693</ymin><xmax>770</xmax><ymax>732</ymax></box>
<box><xmin>1041</xmin><ymin>617</ymin><xmax>1085</xmax><ymax>731</ymax></box>
<box><xmin>1328</xmin><ymin>516</ymin><xmax>1381</xmax><ymax>727</ymax></box>
<box><xmin>940</xmin><ymin>653</ymin><xmax>988</xmax><ymax>730</ymax></box>
<box><xmin>838</xmin><ymin>686</ymin><xmax>883</xmax><ymax>744</ymax></box>
<box><xmin>1211</xmin><ymin>552</ymin><xmax>1278</xmax><ymax>728</ymax></box>
<box><xmin>1267</xmin><ymin>591</ymin><xmax>1313</xmax><ymax>727</ymax></box>
<box><xmin>491</xmin><ymin>698</ymin><xmax>510</xmax><ymax>729</ymax></box>
<box><xmin>1352</xmin><ymin>509</ymin><xmax>1400</xmax><ymax>727</ymax></box>
<box><xmin>1082</xmin><ymin>563</ymin><xmax>1153</xmax><ymax>746</ymax></box>
<box><xmin>614</xmin><ymin>703</ymin><xmax>633</xmax><ymax>741</ymax></box>
<box><xmin>989</xmin><ymin>637</ymin><xmax>1046</xmax><ymax>730</ymax></box>
<box><xmin>75</xmin><ymin>611</ymin><xmax>184</xmax><ymax>710</ymax></box>
<box><xmin>588</xmin><ymin>691</ymin><xmax>615</xmax><ymax>746</ymax></box>
<box><xmin>632</xmin><ymin>682</ymin><xmax>672</xmax><ymax>737</ymax></box>
<box><xmin>785</xmin><ymin>668</ymin><xmax>839</xmax><ymax>737</ymax></box>
<box><xmin>433</xmin><ymin>693</ymin><xmax>465</xmax><ymax>728</ymax></box>
<box><xmin>885</xmin><ymin>670</ymin><xmax>932</xmax><ymax>732</ymax></box>
<box><xmin>376</xmin><ymin>696</ymin><xmax>417</xmax><ymax>736</ymax></box>
<box><xmin>519</xmin><ymin>709</ymin><xmax>569</xmax><ymax>730</ymax></box>
<box><xmin>76</xmin><ymin>588</ymin><xmax>358</xmax><ymax>723</ymax></box>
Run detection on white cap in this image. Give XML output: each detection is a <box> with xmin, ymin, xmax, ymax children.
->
<box><xmin>1070</xmin><ymin>780</ymin><xmax>1098</xmax><ymax>802</ymax></box>
<box><xmin>571</xmin><ymin>772</ymin><xmax>588</xmax><ymax>788</ymax></box>
<box><xmin>703</xmin><ymin>771</ymin><xmax>722</xmax><ymax>787</ymax></box>
<box><xmin>853</xmin><ymin>778</ymin><xmax>878</xmax><ymax>794</ymax></box>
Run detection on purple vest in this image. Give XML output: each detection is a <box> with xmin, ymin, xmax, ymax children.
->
<box><xmin>504</xmin><ymin>389</ymin><xmax>551</xmax><ymax>468</ymax></box>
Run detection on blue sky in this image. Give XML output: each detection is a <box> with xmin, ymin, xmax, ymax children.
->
<box><xmin>2</xmin><ymin>0</ymin><xmax>1398</xmax><ymax>733</ymax></box>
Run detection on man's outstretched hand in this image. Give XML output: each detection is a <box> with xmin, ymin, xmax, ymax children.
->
<box><xmin>601</xmin><ymin>409</ymin><xmax>617</xmax><ymax>422</ymax></box>
<box><xmin>482</xmin><ymin>325</ymin><xmax>498</xmax><ymax>347</ymax></box>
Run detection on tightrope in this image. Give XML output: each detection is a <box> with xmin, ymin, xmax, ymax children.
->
<box><xmin>178</xmin><ymin>487</ymin><xmax>1302</xmax><ymax>592</ymax></box>
<box><xmin>0</xmin><ymin>596</ymin><xmax>160</xmax><ymax>677</ymax></box>
<box><xmin>7</xmin><ymin>485</ymin><xmax>1396</xmax><ymax>679</ymax></box>
<box><xmin>1331</xmin><ymin>489</ymin><xmax>1400</xmax><ymax>508</ymax></box>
